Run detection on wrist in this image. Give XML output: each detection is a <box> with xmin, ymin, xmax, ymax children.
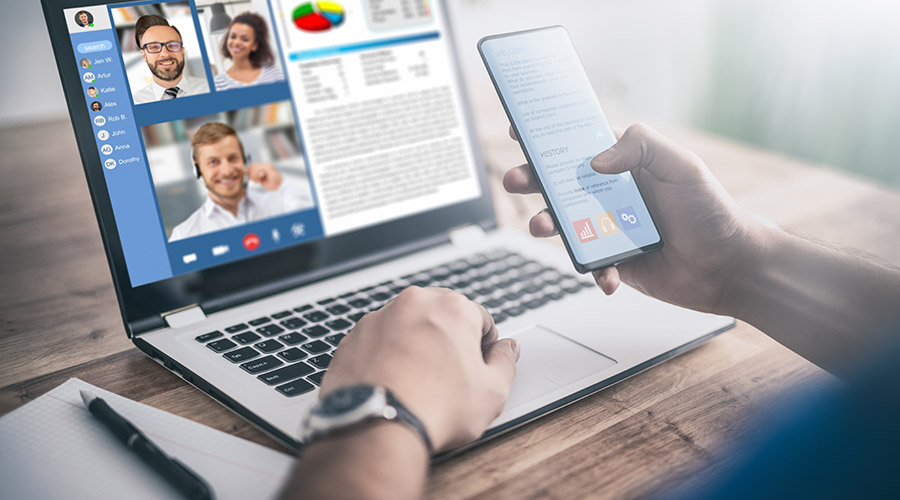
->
<box><xmin>288</xmin><ymin>421</ymin><xmax>428</xmax><ymax>500</ymax></box>
<box><xmin>714</xmin><ymin>219</ymin><xmax>780</xmax><ymax>319</ymax></box>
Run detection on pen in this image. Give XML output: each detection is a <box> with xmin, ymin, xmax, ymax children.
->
<box><xmin>80</xmin><ymin>390</ymin><xmax>213</xmax><ymax>500</ymax></box>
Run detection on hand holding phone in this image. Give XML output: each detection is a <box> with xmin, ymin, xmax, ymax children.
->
<box><xmin>479</xmin><ymin>26</ymin><xmax>663</xmax><ymax>273</ymax></box>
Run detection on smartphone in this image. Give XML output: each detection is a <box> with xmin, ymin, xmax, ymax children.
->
<box><xmin>479</xmin><ymin>26</ymin><xmax>663</xmax><ymax>273</ymax></box>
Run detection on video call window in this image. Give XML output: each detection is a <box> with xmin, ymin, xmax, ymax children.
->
<box><xmin>111</xmin><ymin>1</ymin><xmax>211</xmax><ymax>104</ymax></box>
<box><xmin>194</xmin><ymin>0</ymin><xmax>286</xmax><ymax>91</ymax></box>
<box><xmin>141</xmin><ymin>100</ymin><xmax>314</xmax><ymax>241</ymax></box>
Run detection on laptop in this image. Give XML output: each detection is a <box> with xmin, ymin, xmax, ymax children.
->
<box><xmin>41</xmin><ymin>0</ymin><xmax>734</xmax><ymax>454</ymax></box>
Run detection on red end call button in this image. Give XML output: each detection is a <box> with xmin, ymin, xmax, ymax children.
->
<box><xmin>243</xmin><ymin>233</ymin><xmax>260</xmax><ymax>251</ymax></box>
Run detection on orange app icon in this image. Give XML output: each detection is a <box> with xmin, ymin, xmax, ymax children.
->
<box><xmin>594</xmin><ymin>212</ymin><xmax>620</xmax><ymax>236</ymax></box>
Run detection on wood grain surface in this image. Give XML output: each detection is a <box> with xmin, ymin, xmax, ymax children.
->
<box><xmin>1</xmin><ymin>117</ymin><xmax>898</xmax><ymax>499</ymax></box>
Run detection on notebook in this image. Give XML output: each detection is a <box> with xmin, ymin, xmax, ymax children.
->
<box><xmin>0</xmin><ymin>378</ymin><xmax>294</xmax><ymax>500</ymax></box>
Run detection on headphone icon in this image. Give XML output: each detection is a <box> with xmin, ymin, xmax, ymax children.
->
<box><xmin>598</xmin><ymin>216</ymin><xmax>617</xmax><ymax>233</ymax></box>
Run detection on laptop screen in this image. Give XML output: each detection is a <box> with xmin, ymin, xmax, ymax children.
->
<box><xmin>60</xmin><ymin>0</ymin><xmax>481</xmax><ymax>288</ymax></box>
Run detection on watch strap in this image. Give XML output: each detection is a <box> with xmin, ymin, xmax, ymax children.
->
<box><xmin>385</xmin><ymin>390</ymin><xmax>433</xmax><ymax>455</ymax></box>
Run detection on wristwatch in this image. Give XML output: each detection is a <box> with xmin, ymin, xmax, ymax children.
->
<box><xmin>300</xmin><ymin>385</ymin><xmax>433</xmax><ymax>454</ymax></box>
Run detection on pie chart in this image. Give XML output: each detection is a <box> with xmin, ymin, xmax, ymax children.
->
<box><xmin>292</xmin><ymin>1</ymin><xmax>345</xmax><ymax>32</ymax></box>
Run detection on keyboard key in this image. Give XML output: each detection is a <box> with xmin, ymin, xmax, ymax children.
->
<box><xmin>280</xmin><ymin>317</ymin><xmax>307</xmax><ymax>330</ymax></box>
<box><xmin>523</xmin><ymin>297</ymin><xmax>547</xmax><ymax>310</ymax></box>
<box><xmin>324</xmin><ymin>333</ymin><xmax>346</xmax><ymax>347</ymax></box>
<box><xmin>483</xmin><ymin>298</ymin><xmax>505</xmax><ymax>309</ymax></box>
<box><xmin>370</xmin><ymin>291</ymin><xmax>392</xmax><ymax>302</ymax></box>
<box><xmin>325</xmin><ymin>303</ymin><xmax>351</xmax><ymax>316</ymax></box>
<box><xmin>317</xmin><ymin>297</ymin><xmax>336</xmax><ymax>305</ymax></box>
<box><xmin>279</xmin><ymin>332</ymin><xmax>308</xmax><ymax>345</ymax></box>
<box><xmin>302</xmin><ymin>340</ymin><xmax>331</xmax><ymax>354</ymax></box>
<box><xmin>492</xmin><ymin>312</ymin><xmax>508</xmax><ymax>323</ymax></box>
<box><xmin>338</xmin><ymin>291</ymin><xmax>356</xmax><ymax>299</ymax></box>
<box><xmin>348</xmin><ymin>297</ymin><xmax>371</xmax><ymax>309</ymax></box>
<box><xmin>307</xmin><ymin>371</ymin><xmax>325</xmax><ymax>386</ymax></box>
<box><xmin>248</xmin><ymin>317</ymin><xmax>271</xmax><ymax>327</ymax></box>
<box><xmin>544</xmin><ymin>289</ymin><xmax>563</xmax><ymax>300</ymax></box>
<box><xmin>271</xmin><ymin>311</ymin><xmax>292</xmax><ymax>319</ymax></box>
<box><xmin>233</xmin><ymin>331</ymin><xmax>261</xmax><ymax>344</ymax></box>
<box><xmin>278</xmin><ymin>348</ymin><xmax>308</xmax><ymax>362</ymax></box>
<box><xmin>259</xmin><ymin>362</ymin><xmax>314</xmax><ymax>385</ymax></box>
<box><xmin>224</xmin><ymin>323</ymin><xmax>249</xmax><ymax>334</ymax></box>
<box><xmin>224</xmin><ymin>347</ymin><xmax>258</xmax><ymax>363</ymax></box>
<box><xmin>257</xmin><ymin>324</ymin><xmax>285</xmax><ymax>337</ymax></box>
<box><xmin>276</xmin><ymin>379</ymin><xmax>315</xmax><ymax>397</ymax></box>
<box><xmin>348</xmin><ymin>311</ymin><xmax>366</xmax><ymax>322</ymax></box>
<box><xmin>195</xmin><ymin>331</ymin><xmax>222</xmax><ymax>343</ymax></box>
<box><xmin>325</xmin><ymin>318</ymin><xmax>352</xmax><ymax>331</ymax></box>
<box><xmin>255</xmin><ymin>340</ymin><xmax>284</xmax><ymax>353</ymax></box>
<box><xmin>302</xmin><ymin>325</ymin><xmax>330</xmax><ymax>338</ymax></box>
<box><xmin>207</xmin><ymin>338</ymin><xmax>236</xmax><ymax>352</ymax></box>
<box><xmin>309</xmin><ymin>354</ymin><xmax>332</xmax><ymax>369</ymax></box>
<box><xmin>503</xmin><ymin>306</ymin><xmax>525</xmax><ymax>317</ymax></box>
<box><xmin>303</xmin><ymin>310</ymin><xmax>329</xmax><ymax>323</ymax></box>
<box><xmin>240</xmin><ymin>355</ymin><xmax>283</xmax><ymax>374</ymax></box>
<box><xmin>293</xmin><ymin>304</ymin><xmax>313</xmax><ymax>313</ymax></box>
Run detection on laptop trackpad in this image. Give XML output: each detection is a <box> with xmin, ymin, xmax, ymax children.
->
<box><xmin>504</xmin><ymin>325</ymin><xmax>617</xmax><ymax>411</ymax></box>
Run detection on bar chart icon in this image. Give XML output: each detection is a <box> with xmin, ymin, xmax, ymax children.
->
<box><xmin>573</xmin><ymin>218</ymin><xmax>599</xmax><ymax>243</ymax></box>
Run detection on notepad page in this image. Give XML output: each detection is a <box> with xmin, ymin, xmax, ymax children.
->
<box><xmin>0</xmin><ymin>378</ymin><xmax>295</xmax><ymax>500</ymax></box>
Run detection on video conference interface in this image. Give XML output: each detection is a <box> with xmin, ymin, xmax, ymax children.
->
<box><xmin>64</xmin><ymin>0</ymin><xmax>480</xmax><ymax>287</ymax></box>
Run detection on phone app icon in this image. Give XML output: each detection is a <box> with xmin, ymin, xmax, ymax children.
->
<box><xmin>616</xmin><ymin>206</ymin><xmax>642</xmax><ymax>230</ymax></box>
<box><xmin>93</xmin><ymin>115</ymin><xmax>106</xmax><ymax>126</ymax></box>
<box><xmin>573</xmin><ymin>218</ymin><xmax>598</xmax><ymax>243</ymax></box>
<box><xmin>594</xmin><ymin>212</ymin><xmax>620</xmax><ymax>237</ymax></box>
<box><xmin>104</xmin><ymin>158</ymin><xmax>117</xmax><ymax>169</ymax></box>
<box><xmin>97</xmin><ymin>130</ymin><xmax>109</xmax><ymax>141</ymax></box>
<box><xmin>100</xmin><ymin>144</ymin><xmax>113</xmax><ymax>155</ymax></box>
<box><xmin>82</xmin><ymin>72</ymin><xmax>95</xmax><ymax>83</ymax></box>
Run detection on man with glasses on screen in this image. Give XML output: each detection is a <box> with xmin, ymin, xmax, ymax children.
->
<box><xmin>132</xmin><ymin>15</ymin><xmax>209</xmax><ymax>104</ymax></box>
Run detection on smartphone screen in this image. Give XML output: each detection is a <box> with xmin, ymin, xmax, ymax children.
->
<box><xmin>479</xmin><ymin>26</ymin><xmax>662</xmax><ymax>273</ymax></box>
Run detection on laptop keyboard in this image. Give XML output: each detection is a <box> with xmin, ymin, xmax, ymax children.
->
<box><xmin>193</xmin><ymin>249</ymin><xmax>593</xmax><ymax>397</ymax></box>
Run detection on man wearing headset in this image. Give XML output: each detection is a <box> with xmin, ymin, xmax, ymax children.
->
<box><xmin>169</xmin><ymin>122</ymin><xmax>312</xmax><ymax>241</ymax></box>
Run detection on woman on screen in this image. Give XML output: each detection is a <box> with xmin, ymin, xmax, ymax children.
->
<box><xmin>214</xmin><ymin>12</ymin><xmax>284</xmax><ymax>91</ymax></box>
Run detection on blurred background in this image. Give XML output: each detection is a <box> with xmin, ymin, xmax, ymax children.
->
<box><xmin>9</xmin><ymin>0</ymin><xmax>900</xmax><ymax>187</ymax></box>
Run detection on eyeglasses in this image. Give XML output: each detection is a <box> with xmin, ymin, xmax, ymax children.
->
<box><xmin>140</xmin><ymin>41</ymin><xmax>183</xmax><ymax>53</ymax></box>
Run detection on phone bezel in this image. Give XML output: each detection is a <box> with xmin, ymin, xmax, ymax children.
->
<box><xmin>478</xmin><ymin>26</ymin><xmax>663</xmax><ymax>274</ymax></box>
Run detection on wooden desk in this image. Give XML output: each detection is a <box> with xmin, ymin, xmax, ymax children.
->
<box><xmin>1</xmin><ymin>118</ymin><xmax>899</xmax><ymax>499</ymax></box>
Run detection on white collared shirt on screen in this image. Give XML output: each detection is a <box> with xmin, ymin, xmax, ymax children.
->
<box><xmin>168</xmin><ymin>185</ymin><xmax>312</xmax><ymax>242</ymax></box>
<box><xmin>133</xmin><ymin>74</ymin><xmax>210</xmax><ymax>104</ymax></box>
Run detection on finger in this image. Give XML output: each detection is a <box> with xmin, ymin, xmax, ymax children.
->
<box><xmin>613</xmin><ymin>126</ymin><xmax>625</xmax><ymax>139</ymax></box>
<box><xmin>590</xmin><ymin>123</ymin><xmax>692</xmax><ymax>181</ymax></box>
<box><xmin>483</xmin><ymin>338</ymin><xmax>520</xmax><ymax>398</ymax></box>
<box><xmin>591</xmin><ymin>266</ymin><xmax>621</xmax><ymax>295</ymax></box>
<box><xmin>502</xmin><ymin>164</ymin><xmax>540</xmax><ymax>194</ymax></box>
<box><xmin>529</xmin><ymin>210</ymin><xmax>558</xmax><ymax>237</ymax></box>
<box><xmin>246</xmin><ymin>163</ymin><xmax>261</xmax><ymax>181</ymax></box>
<box><xmin>477</xmin><ymin>302</ymin><xmax>499</xmax><ymax>347</ymax></box>
<box><xmin>508</xmin><ymin>125</ymin><xmax>518</xmax><ymax>142</ymax></box>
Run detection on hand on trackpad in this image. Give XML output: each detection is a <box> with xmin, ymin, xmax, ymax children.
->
<box><xmin>504</xmin><ymin>325</ymin><xmax>617</xmax><ymax>411</ymax></box>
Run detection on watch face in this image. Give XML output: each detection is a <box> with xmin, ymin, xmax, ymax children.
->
<box><xmin>319</xmin><ymin>385</ymin><xmax>375</xmax><ymax>416</ymax></box>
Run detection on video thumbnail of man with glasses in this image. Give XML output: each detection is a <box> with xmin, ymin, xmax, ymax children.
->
<box><xmin>127</xmin><ymin>12</ymin><xmax>210</xmax><ymax>104</ymax></box>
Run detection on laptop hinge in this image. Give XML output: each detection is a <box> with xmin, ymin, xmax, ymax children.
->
<box><xmin>448</xmin><ymin>224</ymin><xmax>487</xmax><ymax>247</ymax></box>
<box><xmin>162</xmin><ymin>304</ymin><xmax>207</xmax><ymax>329</ymax></box>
